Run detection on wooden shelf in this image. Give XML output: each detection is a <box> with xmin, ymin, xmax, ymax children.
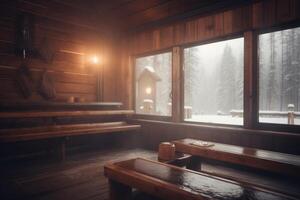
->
<box><xmin>0</xmin><ymin>121</ymin><xmax>141</xmax><ymax>142</ymax></box>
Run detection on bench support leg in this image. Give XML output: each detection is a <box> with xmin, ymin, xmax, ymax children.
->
<box><xmin>54</xmin><ymin>138</ymin><xmax>66</xmax><ymax>161</ymax></box>
<box><xmin>109</xmin><ymin>180</ymin><xmax>131</xmax><ymax>200</ymax></box>
<box><xmin>60</xmin><ymin>139</ymin><xmax>66</xmax><ymax>161</ymax></box>
<box><xmin>187</xmin><ymin>156</ymin><xmax>202</xmax><ymax>171</ymax></box>
<box><xmin>47</xmin><ymin>138</ymin><xmax>66</xmax><ymax>161</ymax></box>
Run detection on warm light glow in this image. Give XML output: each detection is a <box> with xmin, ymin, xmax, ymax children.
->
<box><xmin>90</xmin><ymin>55</ymin><xmax>99</xmax><ymax>64</ymax></box>
<box><xmin>145</xmin><ymin>87</ymin><xmax>152</xmax><ymax>95</ymax></box>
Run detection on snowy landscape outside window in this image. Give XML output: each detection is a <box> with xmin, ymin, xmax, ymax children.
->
<box><xmin>135</xmin><ymin>52</ymin><xmax>172</xmax><ymax>116</ymax></box>
<box><xmin>258</xmin><ymin>27</ymin><xmax>300</xmax><ymax>125</ymax></box>
<box><xmin>184</xmin><ymin>38</ymin><xmax>244</xmax><ymax>125</ymax></box>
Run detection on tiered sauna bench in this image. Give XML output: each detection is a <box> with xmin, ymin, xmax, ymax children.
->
<box><xmin>0</xmin><ymin>102</ymin><xmax>140</xmax><ymax>160</ymax></box>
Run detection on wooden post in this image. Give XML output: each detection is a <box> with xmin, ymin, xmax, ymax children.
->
<box><xmin>59</xmin><ymin>137</ymin><xmax>66</xmax><ymax>161</ymax></box>
<box><xmin>184</xmin><ymin>106</ymin><xmax>192</xmax><ymax>119</ymax></box>
<box><xmin>142</xmin><ymin>99</ymin><xmax>153</xmax><ymax>114</ymax></box>
<box><xmin>50</xmin><ymin>138</ymin><xmax>66</xmax><ymax>161</ymax></box>
<box><xmin>128</xmin><ymin>55</ymin><xmax>134</xmax><ymax>110</ymax></box>
<box><xmin>288</xmin><ymin>104</ymin><xmax>295</xmax><ymax>125</ymax></box>
<box><xmin>244</xmin><ymin>31</ymin><xmax>258</xmax><ymax>129</ymax></box>
<box><xmin>288</xmin><ymin>113</ymin><xmax>295</xmax><ymax>125</ymax></box>
<box><xmin>109</xmin><ymin>180</ymin><xmax>132</xmax><ymax>200</ymax></box>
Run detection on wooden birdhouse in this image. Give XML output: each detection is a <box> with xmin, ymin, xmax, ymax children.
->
<box><xmin>137</xmin><ymin>66</ymin><xmax>161</xmax><ymax>114</ymax></box>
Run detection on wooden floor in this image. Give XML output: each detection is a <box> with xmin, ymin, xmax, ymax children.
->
<box><xmin>1</xmin><ymin>148</ymin><xmax>299</xmax><ymax>200</ymax></box>
<box><xmin>0</xmin><ymin>148</ymin><xmax>157</xmax><ymax>200</ymax></box>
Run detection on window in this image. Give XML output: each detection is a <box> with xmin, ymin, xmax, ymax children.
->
<box><xmin>135</xmin><ymin>52</ymin><xmax>172</xmax><ymax>116</ymax></box>
<box><xmin>184</xmin><ymin>38</ymin><xmax>244</xmax><ymax>125</ymax></box>
<box><xmin>258</xmin><ymin>27</ymin><xmax>300</xmax><ymax>125</ymax></box>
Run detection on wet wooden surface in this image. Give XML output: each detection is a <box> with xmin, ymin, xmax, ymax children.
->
<box><xmin>0</xmin><ymin>148</ymin><xmax>156</xmax><ymax>200</ymax></box>
<box><xmin>1</xmin><ymin>147</ymin><xmax>299</xmax><ymax>200</ymax></box>
<box><xmin>173</xmin><ymin>138</ymin><xmax>300</xmax><ymax>176</ymax></box>
<box><xmin>105</xmin><ymin>158</ymin><xmax>297</xmax><ymax>200</ymax></box>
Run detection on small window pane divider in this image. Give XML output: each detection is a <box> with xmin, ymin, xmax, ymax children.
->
<box><xmin>172</xmin><ymin>46</ymin><xmax>182</xmax><ymax>123</ymax></box>
<box><xmin>244</xmin><ymin>31</ymin><xmax>259</xmax><ymax>129</ymax></box>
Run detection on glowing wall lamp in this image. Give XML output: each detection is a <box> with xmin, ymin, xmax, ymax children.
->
<box><xmin>90</xmin><ymin>55</ymin><xmax>100</xmax><ymax>65</ymax></box>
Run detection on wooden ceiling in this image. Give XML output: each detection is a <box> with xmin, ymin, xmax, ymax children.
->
<box><xmin>6</xmin><ymin>0</ymin><xmax>254</xmax><ymax>32</ymax></box>
<box><xmin>62</xmin><ymin>0</ymin><xmax>253</xmax><ymax>31</ymax></box>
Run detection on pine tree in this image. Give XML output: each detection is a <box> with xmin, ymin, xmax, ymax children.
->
<box><xmin>235</xmin><ymin>50</ymin><xmax>244</xmax><ymax>110</ymax></box>
<box><xmin>296</xmin><ymin>28</ymin><xmax>300</xmax><ymax>111</ymax></box>
<box><xmin>258</xmin><ymin>34</ymin><xmax>268</xmax><ymax>111</ymax></box>
<box><xmin>184</xmin><ymin>48</ymin><xmax>203</xmax><ymax>114</ymax></box>
<box><xmin>290</xmin><ymin>29</ymin><xmax>300</xmax><ymax>111</ymax></box>
<box><xmin>217</xmin><ymin>45</ymin><xmax>236</xmax><ymax>114</ymax></box>
<box><xmin>266</xmin><ymin>33</ymin><xmax>277</xmax><ymax>110</ymax></box>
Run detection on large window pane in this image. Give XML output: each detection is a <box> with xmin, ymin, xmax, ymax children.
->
<box><xmin>258</xmin><ymin>27</ymin><xmax>300</xmax><ymax>125</ymax></box>
<box><xmin>135</xmin><ymin>52</ymin><xmax>172</xmax><ymax>116</ymax></box>
<box><xmin>184</xmin><ymin>38</ymin><xmax>244</xmax><ymax>125</ymax></box>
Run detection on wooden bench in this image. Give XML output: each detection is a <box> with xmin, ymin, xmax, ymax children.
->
<box><xmin>172</xmin><ymin>138</ymin><xmax>300</xmax><ymax>177</ymax></box>
<box><xmin>0</xmin><ymin>121</ymin><xmax>140</xmax><ymax>143</ymax></box>
<box><xmin>0</xmin><ymin>109</ymin><xmax>134</xmax><ymax>118</ymax></box>
<box><xmin>0</xmin><ymin>102</ymin><xmax>140</xmax><ymax>160</ymax></box>
<box><xmin>0</xmin><ymin>121</ymin><xmax>140</xmax><ymax>160</ymax></box>
<box><xmin>0</xmin><ymin>102</ymin><xmax>123</xmax><ymax>111</ymax></box>
<box><xmin>104</xmin><ymin>158</ymin><xmax>297</xmax><ymax>200</ymax></box>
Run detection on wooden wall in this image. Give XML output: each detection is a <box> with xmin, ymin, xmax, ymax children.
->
<box><xmin>124</xmin><ymin>0</ymin><xmax>300</xmax><ymax>55</ymax></box>
<box><xmin>0</xmin><ymin>0</ymin><xmax>119</xmax><ymax>103</ymax></box>
<box><xmin>120</xmin><ymin>0</ymin><xmax>300</xmax><ymax>153</ymax></box>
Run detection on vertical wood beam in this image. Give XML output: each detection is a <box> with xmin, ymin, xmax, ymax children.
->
<box><xmin>96</xmin><ymin>46</ymin><xmax>104</xmax><ymax>102</ymax></box>
<box><xmin>97</xmin><ymin>65</ymin><xmax>104</xmax><ymax>102</ymax></box>
<box><xmin>128</xmin><ymin>56</ymin><xmax>134</xmax><ymax>110</ymax></box>
<box><xmin>244</xmin><ymin>31</ymin><xmax>258</xmax><ymax>129</ymax></box>
<box><xmin>172</xmin><ymin>46</ymin><xmax>182</xmax><ymax>122</ymax></box>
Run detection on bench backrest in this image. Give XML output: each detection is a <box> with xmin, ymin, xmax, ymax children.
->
<box><xmin>104</xmin><ymin>158</ymin><xmax>296</xmax><ymax>200</ymax></box>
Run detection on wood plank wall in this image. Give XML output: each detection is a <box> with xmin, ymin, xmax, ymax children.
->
<box><xmin>121</xmin><ymin>0</ymin><xmax>300</xmax><ymax>153</ymax></box>
<box><xmin>126</xmin><ymin>0</ymin><xmax>300</xmax><ymax>55</ymax></box>
<box><xmin>0</xmin><ymin>0</ymin><xmax>119</xmax><ymax>103</ymax></box>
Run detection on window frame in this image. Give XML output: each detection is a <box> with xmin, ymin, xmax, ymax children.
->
<box><xmin>255</xmin><ymin>24</ymin><xmax>300</xmax><ymax>133</ymax></box>
<box><xmin>131</xmin><ymin>22</ymin><xmax>300</xmax><ymax>133</ymax></box>
<box><xmin>181</xmin><ymin>34</ymin><xmax>245</xmax><ymax>128</ymax></box>
<box><xmin>132</xmin><ymin>48</ymin><xmax>173</xmax><ymax>121</ymax></box>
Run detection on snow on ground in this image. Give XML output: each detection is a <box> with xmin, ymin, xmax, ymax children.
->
<box><xmin>186</xmin><ymin>115</ymin><xmax>243</xmax><ymax>125</ymax></box>
<box><xmin>185</xmin><ymin>115</ymin><xmax>300</xmax><ymax>125</ymax></box>
<box><xmin>259</xmin><ymin>117</ymin><xmax>300</xmax><ymax>125</ymax></box>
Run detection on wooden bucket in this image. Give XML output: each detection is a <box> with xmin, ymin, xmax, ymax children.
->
<box><xmin>158</xmin><ymin>142</ymin><xmax>175</xmax><ymax>162</ymax></box>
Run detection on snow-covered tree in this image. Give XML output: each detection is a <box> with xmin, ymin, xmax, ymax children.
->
<box><xmin>217</xmin><ymin>45</ymin><xmax>236</xmax><ymax>114</ymax></box>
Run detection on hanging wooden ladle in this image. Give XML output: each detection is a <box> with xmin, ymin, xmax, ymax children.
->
<box><xmin>37</xmin><ymin>37</ymin><xmax>56</xmax><ymax>100</ymax></box>
<box><xmin>15</xmin><ymin>13</ymin><xmax>35</xmax><ymax>99</ymax></box>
